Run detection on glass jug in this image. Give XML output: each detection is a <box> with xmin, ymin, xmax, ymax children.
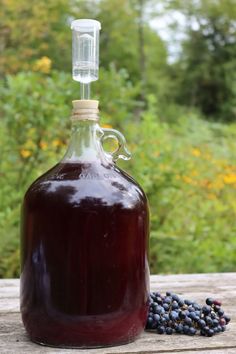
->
<box><xmin>20</xmin><ymin>99</ymin><xmax>150</xmax><ymax>348</ymax></box>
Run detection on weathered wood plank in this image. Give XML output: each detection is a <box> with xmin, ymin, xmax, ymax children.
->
<box><xmin>0</xmin><ymin>274</ymin><xmax>235</xmax><ymax>353</ymax></box>
<box><xmin>0</xmin><ymin>313</ymin><xmax>235</xmax><ymax>354</ymax></box>
<box><xmin>0</xmin><ymin>312</ymin><xmax>235</xmax><ymax>354</ymax></box>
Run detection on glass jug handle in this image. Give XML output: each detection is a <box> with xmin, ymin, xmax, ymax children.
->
<box><xmin>101</xmin><ymin>128</ymin><xmax>131</xmax><ymax>162</ymax></box>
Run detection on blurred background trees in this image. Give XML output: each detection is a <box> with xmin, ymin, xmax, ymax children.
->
<box><xmin>0</xmin><ymin>0</ymin><xmax>236</xmax><ymax>277</ymax></box>
<box><xmin>167</xmin><ymin>0</ymin><xmax>236</xmax><ymax>121</ymax></box>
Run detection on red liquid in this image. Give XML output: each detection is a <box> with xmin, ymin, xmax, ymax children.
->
<box><xmin>20</xmin><ymin>161</ymin><xmax>149</xmax><ymax>348</ymax></box>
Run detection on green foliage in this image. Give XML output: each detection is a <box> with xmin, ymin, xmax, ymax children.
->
<box><xmin>168</xmin><ymin>0</ymin><xmax>236</xmax><ymax>121</ymax></box>
<box><xmin>1</xmin><ymin>0</ymin><xmax>236</xmax><ymax>277</ymax></box>
<box><xmin>1</xmin><ymin>0</ymin><xmax>236</xmax><ymax>121</ymax></box>
<box><xmin>0</xmin><ymin>0</ymin><xmax>70</xmax><ymax>74</ymax></box>
<box><xmin>0</xmin><ymin>0</ymin><xmax>167</xmax><ymax>86</ymax></box>
<box><xmin>1</xmin><ymin>72</ymin><xmax>236</xmax><ymax>277</ymax></box>
<box><xmin>125</xmin><ymin>96</ymin><xmax>236</xmax><ymax>273</ymax></box>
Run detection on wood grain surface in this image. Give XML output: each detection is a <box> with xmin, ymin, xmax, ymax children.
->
<box><xmin>0</xmin><ymin>273</ymin><xmax>235</xmax><ymax>353</ymax></box>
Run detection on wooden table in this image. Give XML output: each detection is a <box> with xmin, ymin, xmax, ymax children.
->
<box><xmin>0</xmin><ymin>273</ymin><xmax>235</xmax><ymax>354</ymax></box>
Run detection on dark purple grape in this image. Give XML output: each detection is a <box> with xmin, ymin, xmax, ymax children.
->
<box><xmin>163</xmin><ymin>303</ymin><xmax>170</xmax><ymax>311</ymax></box>
<box><xmin>170</xmin><ymin>311</ymin><xmax>179</xmax><ymax>320</ymax></box>
<box><xmin>205</xmin><ymin>316</ymin><xmax>213</xmax><ymax>326</ymax></box>
<box><xmin>219</xmin><ymin>318</ymin><xmax>226</xmax><ymax>326</ymax></box>
<box><xmin>166</xmin><ymin>291</ymin><xmax>172</xmax><ymax>297</ymax></box>
<box><xmin>198</xmin><ymin>319</ymin><xmax>206</xmax><ymax>328</ymax></box>
<box><xmin>212</xmin><ymin>319</ymin><xmax>219</xmax><ymax>327</ymax></box>
<box><xmin>163</xmin><ymin>313</ymin><xmax>170</xmax><ymax>321</ymax></box>
<box><xmin>176</xmin><ymin>324</ymin><xmax>184</xmax><ymax>333</ymax></box>
<box><xmin>153</xmin><ymin>314</ymin><xmax>160</xmax><ymax>322</ymax></box>
<box><xmin>207</xmin><ymin>329</ymin><xmax>214</xmax><ymax>337</ymax></box>
<box><xmin>211</xmin><ymin>312</ymin><xmax>217</xmax><ymax>319</ymax></box>
<box><xmin>223</xmin><ymin>315</ymin><xmax>231</xmax><ymax>324</ymax></box>
<box><xmin>178</xmin><ymin>299</ymin><xmax>185</xmax><ymax>307</ymax></box>
<box><xmin>213</xmin><ymin>300</ymin><xmax>222</xmax><ymax>306</ymax></box>
<box><xmin>159</xmin><ymin>317</ymin><xmax>167</xmax><ymax>325</ymax></box>
<box><xmin>188</xmin><ymin>306</ymin><xmax>195</xmax><ymax>312</ymax></box>
<box><xmin>154</xmin><ymin>305</ymin><xmax>163</xmax><ymax>315</ymax></box>
<box><xmin>157</xmin><ymin>326</ymin><xmax>165</xmax><ymax>334</ymax></box>
<box><xmin>189</xmin><ymin>327</ymin><xmax>197</xmax><ymax>335</ymax></box>
<box><xmin>214</xmin><ymin>305</ymin><xmax>221</xmax><ymax>312</ymax></box>
<box><xmin>172</xmin><ymin>301</ymin><xmax>179</xmax><ymax>310</ymax></box>
<box><xmin>154</xmin><ymin>292</ymin><xmax>161</xmax><ymax>297</ymax></box>
<box><xmin>202</xmin><ymin>305</ymin><xmax>211</xmax><ymax>315</ymax></box>
<box><xmin>184</xmin><ymin>299</ymin><xmax>192</xmax><ymax>306</ymax></box>
<box><xmin>206</xmin><ymin>298</ymin><xmax>214</xmax><ymax>306</ymax></box>
<box><xmin>189</xmin><ymin>312</ymin><xmax>198</xmax><ymax>321</ymax></box>
<box><xmin>172</xmin><ymin>294</ymin><xmax>180</xmax><ymax>302</ymax></box>
<box><xmin>214</xmin><ymin>326</ymin><xmax>221</xmax><ymax>333</ymax></box>
<box><xmin>146</xmin><ymin>316</ymin><xmax>153</xmax><ymax>329</ymax></box>
<box><xmin>193</xmin><ymin>303</ymin><xmax>201</xmax><ymax>310</ymax></box>
<box><xmin>184</xmin><ymin>317</ymin><xmax>192</xmax><ymax>326</ymax></box>
<box><xmin>183</xmin><ymin>325</ymin><xmax>190</xmax><ymax>334</ymax></box>
<box><xmin>179</xmin><ymin>310</ymin><xmax>187</xmax><ymax>319</ymax></box>
<box><xmin>164</xmin><ymin>296</ymin><xmax>172</xmax><ymax>304</ymax></box>
<box><xmin>166</xmin><ymin>327</ymin><xmax>173</xmax><ymax>335</ymax></box>
<box><xmin>156</xmin><ymin>296</ymin><xmax>163</xmax><ymax>304</ymax></box>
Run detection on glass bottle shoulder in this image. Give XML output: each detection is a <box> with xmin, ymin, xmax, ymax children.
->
<box><xmin>24</xmin><ymin>161</ymin><xmax>147</xmax><ymax>211</ymax></box>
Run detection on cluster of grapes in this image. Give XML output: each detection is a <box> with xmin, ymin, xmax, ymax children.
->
<box><xmin>146</xmin><ymin>292</ymin><xmax>230</xmax><ymax>336</ymax></box>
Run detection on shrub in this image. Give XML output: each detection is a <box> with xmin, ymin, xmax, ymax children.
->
<box><xmin>1</xmin><ymin>70</ymin><xmax>236</xmax><ymax>277</ymax></box>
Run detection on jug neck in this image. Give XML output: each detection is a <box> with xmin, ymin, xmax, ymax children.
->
<box><xmin>62</xmin><ymin>100</ymin><xmax>105</xmax><ymax>163</ymax></box>
<box><xmin>62</xmin><ymin>99</ymin><xmax>131</xmax><ymax>164</ymax></box>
